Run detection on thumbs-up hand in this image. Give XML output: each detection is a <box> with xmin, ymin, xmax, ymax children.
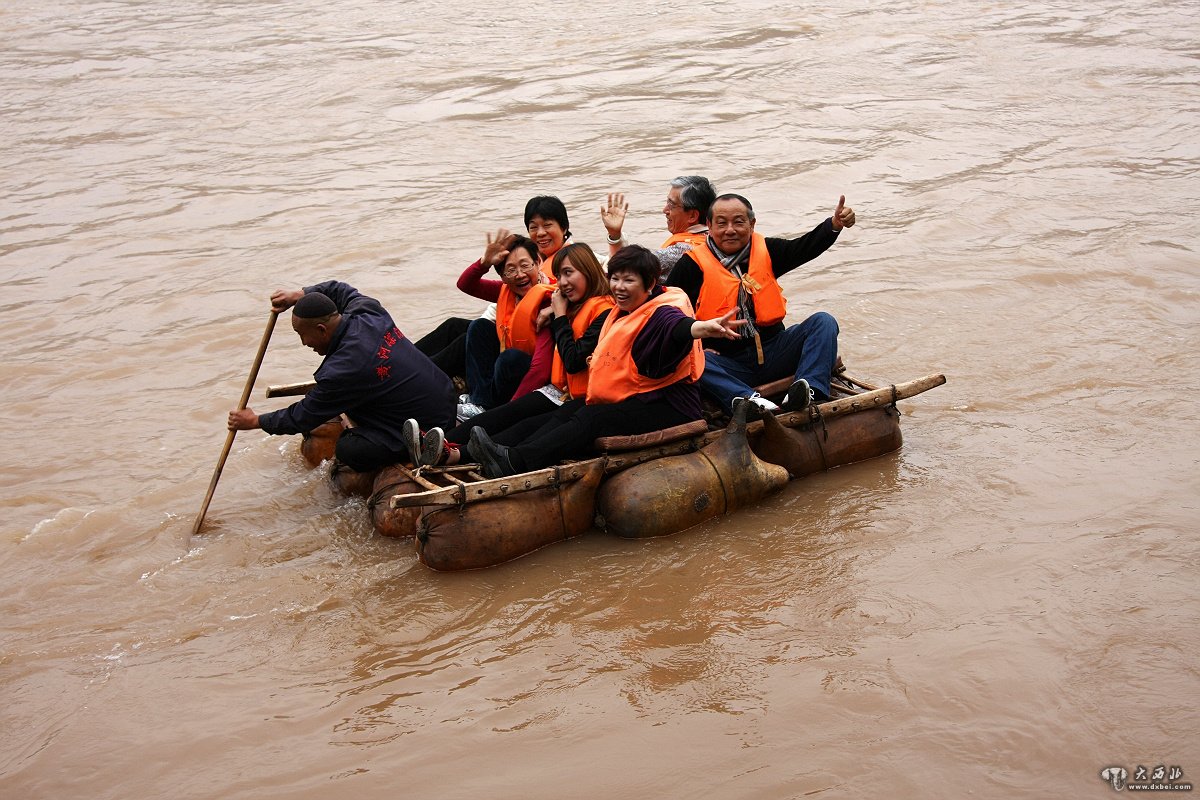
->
<box><xmin>832</xmin><ymin>195</ymin><xmax>856</xmax><ymax>231</ymax></box>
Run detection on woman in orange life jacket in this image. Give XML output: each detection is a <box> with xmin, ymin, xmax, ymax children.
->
<box><xmin>457</xmin><ymin>234</ymin><xmax>555</xmax><ymax>414</ymax></box>
<box><xmin>524</xmin><ymin>195</ymin><xmax>571</xmax><ymax>269</ymax></box>
<box><xmin>410</xmin><ymin>242</ymin><xmax>615</xmax><ymax>467</ymax></box>
<box><xmin>455</xmin><ymin>196</ymin><xmax>572</xmax><ymax>415</ymax></box>
<box><xmin>467</xmin><ymin>244</ymin><xmax>744</xmax><ymax>479</ymax></box>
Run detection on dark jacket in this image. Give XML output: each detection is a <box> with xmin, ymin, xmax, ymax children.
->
<box><xmin>665</xmin><ymin>218</ymin><xmax>840</xmax><ymax>356</ymax></box>
<box><xmin>258</xmin><ymin>281</ymin><xmax>455</xmax><ymax>451</ymax></box>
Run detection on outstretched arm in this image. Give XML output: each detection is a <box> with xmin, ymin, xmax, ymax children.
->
<box><xmin>767</xmin><ymin>195</ymin><xmax>857</xmax><ymax>279</ymax></box>
<box><xmin>689</xmin><ymin>308</ymin><xmax>745</xmax><ymax>340</ymax></box>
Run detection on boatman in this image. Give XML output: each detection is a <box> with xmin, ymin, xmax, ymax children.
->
<box><xmin>600</xmin><ymin>175</ymin><xmax>718</xmax><ymax>279</ymax></box>
<box><xmin>227</xmin><ymin>281</ymin><xmax>456</xmax><ymax>472</ymax></box>
<box><xmin>665</xmin><ymin>192</ymin><xmax>855</xmax><ymax>415</ymax></box>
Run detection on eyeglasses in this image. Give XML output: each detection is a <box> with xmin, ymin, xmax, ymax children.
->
<box><xmin>664</xmin><ymin>198</ymin><xmax>682</xmax><ymax>210</ymax></box>
<box><xmin>502</xmin><ymin>260</ymin><xmax>539</xmax><ymax>278</ymax></box>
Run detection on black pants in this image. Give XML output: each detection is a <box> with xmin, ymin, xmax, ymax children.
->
<box><xmin>446</xmin><ymin>391</ymin><xmax>561</xmax><ymax>448</ymax></box>
<box><xmin>464</xmin><ymin>317</ymin><xmax>531</xmax><ymax>409</ymax></box>
<box><xmin>414</xmin><ymin>317</ymin><xmax>471</xmax><ymax>382</ymax></box>
<box><xmin>508</xmin><ymin>397</ymin><xmax>694</xmax><ymax>473</ymax></box>
<box><xmin>335</xmin><ymin>428</ymin><xmax>409</xmax><ymax>472</ymax></box>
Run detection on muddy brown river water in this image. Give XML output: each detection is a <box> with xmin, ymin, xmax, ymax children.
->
<box><xmin>2</xmin><ymin>1</ymin><xmax>1197</xmax><ymax>797</ymax></box>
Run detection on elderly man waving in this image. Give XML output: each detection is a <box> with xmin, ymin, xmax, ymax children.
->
<box><xmin>665</xmin><ymin>192</ymin><xmax>855</xmax><ymax>414</ymax></box>
<box><xmin>600</xmin><ymin>175</ymin><xmax>719</xmax><ymax>279</ymax></box>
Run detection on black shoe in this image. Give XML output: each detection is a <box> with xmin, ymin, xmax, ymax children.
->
<box><xmin>420</xmin><ymin>427</ymin><xmax>446</xmax><ymax>467</ymax></box>
<box><xmin>468</xmin><ymin>427</ymin><xmax>516</xmax><ymax>479</ymax></box>
<box><xmin>780</xmin><ymin>378</ymin><xmax>813</xmax><ymax>412</ymax></box>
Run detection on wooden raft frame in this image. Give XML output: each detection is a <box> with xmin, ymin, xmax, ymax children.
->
<box><xmin>386</xmin><ymin>373</ymin><xmax>945</xmax><ymax>511</ymax></box>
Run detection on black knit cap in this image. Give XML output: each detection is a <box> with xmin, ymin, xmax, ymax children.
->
<box><xmin>293</xmin><ymin>292</ymin><xmax>337</xmax><ymax>319</ymax></box>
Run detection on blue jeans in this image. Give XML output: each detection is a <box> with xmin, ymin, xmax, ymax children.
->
<box><xmin>698</xmin><ymin>311</ymin><xmax>839</xmax><ymax>413</ymax></box>
<box><xmin>464</xmin><ymin>317</ymin><xmax>532</xmax><ymax>409</ymax></box>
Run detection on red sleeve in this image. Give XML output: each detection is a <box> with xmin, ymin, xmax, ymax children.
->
<box><xmin>457</xmin><ymin>259</ymin><xmax>503</xmax><ymax>302</ymax></box>
<box><xmin>511</xmin><ymin>327</ymin><xmax>555</xmax><ymax>399</ymax></box>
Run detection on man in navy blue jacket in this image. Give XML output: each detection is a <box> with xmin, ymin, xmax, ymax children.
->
<box><xmin>228</xmin><ymin>281</ymin><xmax>455</xmax><ymax>472</ymax></box>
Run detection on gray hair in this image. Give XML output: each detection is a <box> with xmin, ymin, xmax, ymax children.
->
<box><xmin>669</xmin><ymin>175</ymin><xmax>717</xmax><ymax>217</ymax></box>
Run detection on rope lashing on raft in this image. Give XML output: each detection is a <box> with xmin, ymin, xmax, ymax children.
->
<box><xmin>812</xmin><ymin>403</ymin><xmax>829</xmax><ymax>443</ymax></box>
<box><xmin>367</xmin><ymin>478</ymin><xmax>408</xmax><ymax>511</ymax></box>
<box><xmin>809</xmin><ymin>404</ymin><xmax>831</xmax><ymax>472</ymax></box>
<box><xmin>553</xmin><ymin>465</ymin><xmax>570</xmax><ymax>539</ymax></box>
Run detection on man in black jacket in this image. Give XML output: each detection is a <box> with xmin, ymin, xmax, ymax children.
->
<box><xmin>227</xmin><ymin>281</ymin><xmax>455</xmax><ymax>471</ymax></box>
<box><xmin>665</xmin><ymin>193</ymin><xmax>855</xmax><ymax>415</ymax></box>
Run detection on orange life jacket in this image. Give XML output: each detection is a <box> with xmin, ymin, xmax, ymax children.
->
<box><xmin>495</xmin><ymin>283</ymin><xmax>553</xmax><ymax>353</ymax></box>
<box><xmin>585</xmin><ymin>287</ymin><xmax>704</xmax><ymax>405</ymax></box>
<box><xmin>538</xmin><ymin>242</ymin><xmax>564</xmax><ymax>280</ymax></box>
<box><xmin>690</xmin><ymin>233</ymin><xmax>787</xmax><ymax>325</ymax></box>
<box><xmin>549</xmin><ymin>295</ymin><xmax>615</xmax><ymax>399</ymax></box>
<box><xmin>660</xmin><ymin>229</ymin><xmax>708</xmax><ymax>248</ymax></box>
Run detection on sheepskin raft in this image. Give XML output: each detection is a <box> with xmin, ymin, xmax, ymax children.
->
<box><xmin>266</xmin><ymin>371</ymin><xmax>946</xmax><ymax>570</ymax></box>
<box><xmin>595</xmin><ymin>402</ymin><xmax>789</xmax><ymax>538</ymax></box>
<box><xmin>417</xmin><ymin>459</ymin><xmax>607</xmax><ymax>571</ymax></box>
<box><xmin>383</xmin><ymin>439</ymin><xmax>704</xmax><ymax>571</ymax></box>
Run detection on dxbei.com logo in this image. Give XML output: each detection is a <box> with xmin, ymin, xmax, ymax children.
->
<box><xmin>1100</xmin><ymin>764</ymin><xmax>1192</xmax><ymax>792</ymax></box>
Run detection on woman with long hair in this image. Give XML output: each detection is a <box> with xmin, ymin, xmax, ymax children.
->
<box><xmin>409</xmin><ymin>242</ymin><xmax>615</xmax><ymax>467</ymax></box>
<box><xmin>466</xmin><ymin>245</ymin><xmax>743</xmax><ymax>478</ymax></box>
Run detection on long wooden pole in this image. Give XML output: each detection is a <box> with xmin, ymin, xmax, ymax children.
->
<box><xmin>190</xmin><ymin>310</ymin><xmax>279</xmax><ymax>538</ymax></box>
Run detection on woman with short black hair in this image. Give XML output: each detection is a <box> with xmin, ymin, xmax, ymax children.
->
<box><xmin>469</xmin><ymin>245</ymin><xmax>743</xmax><ymax>478</ymax></box>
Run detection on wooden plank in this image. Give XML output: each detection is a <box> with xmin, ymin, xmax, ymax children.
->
<box><xmin>707</xmin><ymin>373</ymin><xmax>947</xmax><ymax>443</ymax></box>
<box><xmin>266</xmin><ymin>381</ymin><xmax>316</xmax><ymax>398</ymax></box>
<box><xmin>837</xmin><ymin>371</ymin><xmax>880</xmax><ymax>392</ymax></box>
<box><xmin>389</xmin><ymin>460</ymin><xmax>602</xmax><ymax>509</ymax></box>
<box><xmin>387</xmin><ymin>372</ymin><xmax>946</xmax><ymax>509</ymax></box>
<box><xmin>407</xmin><ymin>469</ymin><xmax>442</xmax><ymax>491</ymax></box>
<box><xmin>600</xmin><ymin>437</ymin><xmax>705</xmax><ymax>475</ymax></box>
<box><xmin>757</xmin><ymin>371</ymin><xmax>868</xmax><ymax>399</ymax></box>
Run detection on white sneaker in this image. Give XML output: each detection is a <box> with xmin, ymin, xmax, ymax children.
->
<box><xmin>731</xmin><ymin>393</ymin><xmax>778</xmax><ymax>421</ymax></box>
<box><xmin>456</xmin><ymin>401</ymin><xmax>485</xmax><ymax>423</ymax></box>
<box><xmin>746</xmin><ymin>393</ymin><xmax>779</xmax><ymax>413</ymax></box>
<box><xmin>420</xmin><ymin>427</ymin><xmax>446</xmax><ymax>467</ymax></box>
<box><xmin>402</xmin><ymin>418</ymin><xmax>422</xmax><ymax>465</ymax></box>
